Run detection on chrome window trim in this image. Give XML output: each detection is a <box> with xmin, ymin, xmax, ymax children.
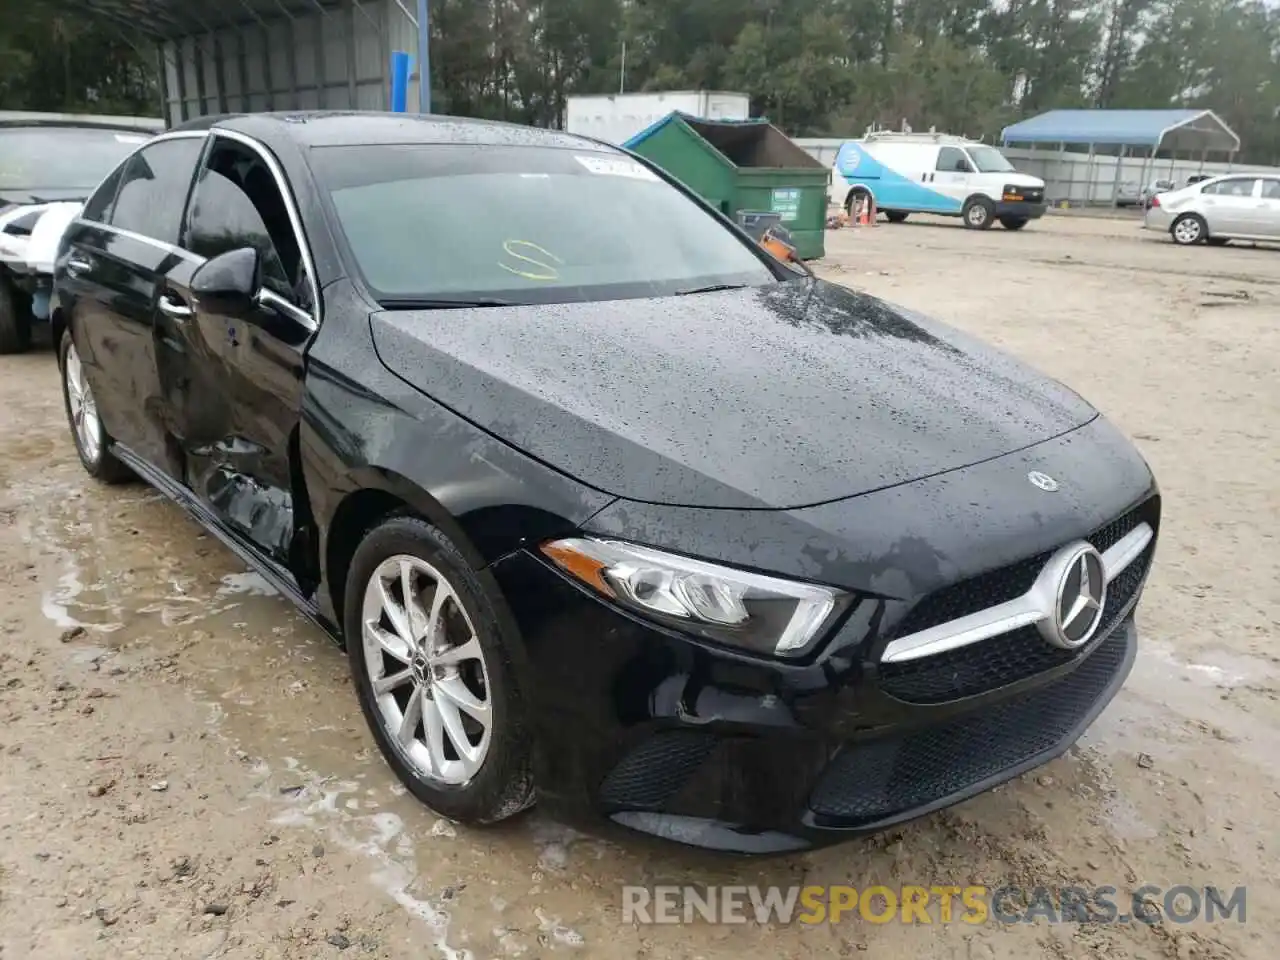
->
<box><xmin>211</xmin><ymin>127</ymin><xmax>320</xmax><ymax>331</ymax></box>
<box><xmin>72</xmin><ymin>218</ymin><xmax>207</xmax><ymax>264</ymax></box>
<box><xmin>254</xmin><ymin>288</ymin><xmax>314</xmax><ymax>328</ymax></box>
<box><xmin>880</xmin><ymin>522</ymin><xmax>1154</xmax><ymax>665</ymax></box>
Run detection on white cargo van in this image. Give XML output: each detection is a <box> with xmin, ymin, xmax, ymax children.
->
<box><xmin>828</xmin><ymin>132</ymin><xmax>1047</xmax><ymax>230</ymax></box>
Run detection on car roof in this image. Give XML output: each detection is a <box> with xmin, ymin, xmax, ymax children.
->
<box><xmin>170</xmin><ymin>111</ymin><xmax>613</xmax><ymax>153</ymax></box>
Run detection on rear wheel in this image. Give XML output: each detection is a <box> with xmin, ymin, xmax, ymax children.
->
<box><xmin>1171</xmin><ymin>214</ymin><xmax>1206</xmax><ymax>246</ymax></box>
<box><xmin>0</xmin><ymin>278</ymin><xmax>31</xmax><ymax>355</ymax></box>
<box><xmin>59</xmin><ymin>332</ymin><xmax>132</xmax><ymax>483</ymax></box>
<box><xmin>884</xmin><ymin>211</ymin><xmax>909</xmax><ymax>223</ymax></box>
<box><xmin>345</xmin><ymin>515</ymin><xmax>535</xmax><ymax>825</ymax></box>
<box><xmin>962</xmin><ymin>197</ymin><xmax>995</xmax><ymax>230</ymax></box>
<box><xmin>999</xmin><ymin>217</ymin><xmax>1028</xmax><ymax>231</ymax></box>
<box><xmin>845</xmin><ymin>188</ymin><xmax>872</xmax><ymax>220</ymax></box>
<box><xmin>1206</xmin><ymin>237</ymin><xmax>1230</xmax><ymax>247</ymax></box>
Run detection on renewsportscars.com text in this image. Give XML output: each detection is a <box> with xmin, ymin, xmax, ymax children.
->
<box><xmin>622</xmin><ymin>884</ymin><xmax>1247</xmax><ymax>925</ymax></box>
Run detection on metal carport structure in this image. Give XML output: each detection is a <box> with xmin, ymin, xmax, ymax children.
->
<box><xmin>68</xmin><ymin>0</ymin><xmax>433</xmax><ymax>125</ymax></box>
<box><xmin>1000</xmin><ymin>109</ymin><xmax>1242</xmax><ymax>207</ymax></box>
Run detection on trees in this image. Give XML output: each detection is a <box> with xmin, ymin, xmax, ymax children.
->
<box><xmin>0</xmin><ymin>0</ymin><xmax>154</xmax><ymax>115</ymax></box>
<box><xmin>0</xmin><ymin>0</ymin><xmax>1275</xmax><ymax>162</ymax></box>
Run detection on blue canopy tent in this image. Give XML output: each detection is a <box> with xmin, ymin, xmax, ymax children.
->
<box><xmin>1000</xmin><ymin>109</ymin><xmax>1241</xmax><ymax>207</ymax></box>
<box><xmin>1001</xmin><ymin>109</ymin><xmax>1240</xmax><ymax>153</ymax></box>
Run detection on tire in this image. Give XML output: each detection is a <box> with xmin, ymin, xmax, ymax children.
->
<box><xmin>59</xmin><ymin>331</ymin><xmax>132</xmax><ymax>483</ymax></box>
<box><xmin>884</xmin><ymin>211</ymin><xmax>909</xmax><ymax>223</ymax></box>
<box><xmin>1206</xmin><ymin>237</ymin><xmax>1229</xmax><ymax>247</ymax></box>
<box><xmin>1171</xmin><ymin>214</ymin><xmax>1206</xmax><ymax>246</ymax></box>
<box><xmin>0</xmin><ymin>278</ymin><xmax>31</xmax><ymax>355</ymax></box>
<box><xmin>344</xmin><ymin>514</ymin><xmax>535</xmax><ymax>825</ymax></box>
<box><xmin>962</xmin><ymin>197</ymin><xmax>995</xmax><ymax>230</ymax></box>
<box><xmin>999</xmin><ymin>217</ymin><xmax>1028</xmax><ymax>231</ymax></box>
<box><xmin>845</xmin><ymin>189</ymin><xmax>871</xmax><ymax>218</ymax></box>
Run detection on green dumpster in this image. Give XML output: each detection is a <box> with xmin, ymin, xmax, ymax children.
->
<box><xmin>623</xmin><ymin>111</ymin><xmax>828</xmax><ymax>260</ymax></box>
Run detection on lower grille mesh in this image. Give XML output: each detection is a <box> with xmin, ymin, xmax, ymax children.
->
<box><xmin>810</xmin><ymin>628</ymin><xmax>1130</xmax><ymax>823</ymax></box>
<box><xmin>598</xmin><ymin>731</ymin><xmax>716</xmax><ymax>810</ymax></box>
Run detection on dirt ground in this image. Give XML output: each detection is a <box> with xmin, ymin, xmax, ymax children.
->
<box><xmin>1</xmin><ymin>214</ymin><xmax>1277</xmax><ymax>959</ymax></box>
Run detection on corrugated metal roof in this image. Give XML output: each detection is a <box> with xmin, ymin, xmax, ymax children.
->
<box><xmin>1001</xmin><ymin>109</ymin><xmax>1241</xmax><ymax>152</ymax></box>
<box><xmin>74</xmin><ymin>0</ymin><xmax>334</xmax><ymax>38</ymax></box>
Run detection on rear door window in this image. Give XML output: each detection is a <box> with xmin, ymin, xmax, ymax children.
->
<box><xmin>1260</xmin><ymin>179</ymin><xmax>1280</xmax><ymax>200</ymax></box>
<box><xmin>109</xmin><ymin>138</ymin><xmax>204</xmax><ymax>245</ymax></box>
<box><xmin>1201</xmin><ymin>178</ymin><xmax>1258</xmax><ymax>198</ymax></box>
<box><xmin>81</xmin><ymin>165</ymin><xmax>126</xmax><ymax>223</ymax></box>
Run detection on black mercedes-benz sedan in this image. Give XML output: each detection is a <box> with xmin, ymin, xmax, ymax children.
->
<box><xmin>50</xmin><ymin>112</ymin><xmax>1159</xmax><ymax>854</ymax></box>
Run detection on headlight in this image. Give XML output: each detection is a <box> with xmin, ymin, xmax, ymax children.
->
<box><xmin>540</xmin><ymin>537</ymin><xmax>848</xmax><ymax>657</ymax></box>
<box><xmin>2</xmin><ymin>209</ymin><xmax>44</xmax><ymax>237</ymax></box>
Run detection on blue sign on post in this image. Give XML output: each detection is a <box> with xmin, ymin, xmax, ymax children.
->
<box><xmin>390</xmin><ymin>51</ymin><xmax>411</xmax><ymax>113</ymax></box>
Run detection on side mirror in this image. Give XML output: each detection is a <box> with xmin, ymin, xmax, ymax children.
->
<box><xmin>191</xmin><ymin>247</ymin><xmax>260</xmax><ymax>317</ymax></box>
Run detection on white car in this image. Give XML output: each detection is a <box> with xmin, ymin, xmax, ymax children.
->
<box><xmin>0</xmin><ymin>115</ymin><xmax>158</xmax><ymax>352</ymax></box>
<box><xmin>1143</xmin><ymin>173</ymin><xmax>1280</xmax><ymax>246</ymax></box>
<box><xmin>828</xmin><ymin>132</ymin><xmax>1047</xmax><ymax>230</ymax></box>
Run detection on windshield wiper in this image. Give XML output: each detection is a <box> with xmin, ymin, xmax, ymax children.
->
<box><xmin>379</xmin><ymin>297</ymin><xmax>515</xmax><ymax>310</ymax></box>
<box><xmin>675</xmin><ymin>283</ymin><xmax>748</xmax><ymax>296</ymax></box>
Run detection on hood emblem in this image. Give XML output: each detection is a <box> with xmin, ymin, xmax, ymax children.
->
<box><xmin>1027</xmin><ymin>471</ymin><xmax>1059</xmax><ymax>492</ymax></box>
<box><xmin>1038</xmin><ymin>544</ymin><xmax>1107</xmax><ymax>649</ymax></box>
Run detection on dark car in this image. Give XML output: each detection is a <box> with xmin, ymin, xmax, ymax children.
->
<box><xmin>51</xmin><ymin>112</ymin><xmax>1159</xmax><ymax>854</ymax></box>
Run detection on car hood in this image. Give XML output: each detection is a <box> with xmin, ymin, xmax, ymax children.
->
<box><xmin>369</xmin><ymin>280</ymin><xmax>1097</xmax><ymax>509</ymax></box>
<box><xmin>1003</xmin><ymin>172</ymin><xmax>1044</xmax><ymax>189</ymax></box>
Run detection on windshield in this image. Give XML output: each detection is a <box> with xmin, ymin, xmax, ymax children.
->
<box><xmin>310</xmin><ymin>143</ymin><xmax>778</xmax><ymax>306</ymax></box>
<box><xmin>966</xmin><ymin>145</ymin><xmax>1016</xmax><ymax>174</ymax></box>
<box><xmin>0</xmin><ymin>126</ymin><xmax>151</xmax><ymax>198</ymax></box>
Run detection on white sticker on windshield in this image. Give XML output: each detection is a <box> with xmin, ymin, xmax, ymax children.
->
<box><xmin>574</xmin><ymin>155</ymin><xmax>658</xmax><ymax>181</ymax></box>
<box><xmin>114</xmin><ymin>134</ymin><xmax>149</xmax><ymax>144</ymax></box>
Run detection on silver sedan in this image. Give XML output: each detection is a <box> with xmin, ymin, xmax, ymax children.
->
<box><xmin>1143</xmin><ymin>174</ymin><xmax>1280</xmax><ymax>246</ymax></box>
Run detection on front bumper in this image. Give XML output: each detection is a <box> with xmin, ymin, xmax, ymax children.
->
<box><xmin>493</xmin><ymin>535</ymin><xmax>1148</xmax><ymax>854</ymax></box>
<box><xmin>994</xmin><ymin>200</ymin><xmax>1047</xmax><ymax>220</ymax></box>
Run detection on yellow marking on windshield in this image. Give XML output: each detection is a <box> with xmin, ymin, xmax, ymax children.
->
<box><xmin>498</xmin><ymin>239</ymin><xmax>563</xmax><ymax>281</ymax></box>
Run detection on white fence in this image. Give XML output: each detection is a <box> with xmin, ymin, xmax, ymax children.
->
<box><xmin>793</xmin><ymin>137</ymin><xmax>1280</xmax><ymax>207</ymax></box>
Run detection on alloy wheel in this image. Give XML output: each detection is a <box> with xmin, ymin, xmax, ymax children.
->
<box><xmin>360</xmin><ymin>555</ymin><xmax>493</xmax><ymax>785</ymax></box>
<box><xmin>65</xmin><ymin>342</ymin><xmax>102</xmax><ymax>463</ymax></box>
<box><xmin>1173</xmin><ymin>217</ymin><xmax>1202</xmax><ymax>244</ymax></box>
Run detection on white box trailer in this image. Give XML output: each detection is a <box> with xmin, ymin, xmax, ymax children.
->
<box><xmin>566</xmin><ymin>91</ymin><xmax>750</xmax><ymax>147</ymax></box>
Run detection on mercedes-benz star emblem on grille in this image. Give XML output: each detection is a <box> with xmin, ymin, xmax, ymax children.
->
<box><xmin>1027</xmin><ymin>470</ymin><xmax>1059</xmax><ymax>492</ymax></box>
<box><xmin>1037</xmin><ymin>544</ymin><xmax>1107</xmax><ymax>650</ymax></box>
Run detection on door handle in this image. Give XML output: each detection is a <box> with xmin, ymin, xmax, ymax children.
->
<box><xmin>158</xmin><ymin>294</ymin><xmax>193</xmax><ymax>319</ymax></box>
<box><xmin>66</xmin><ymin>256</ymin><xmax>93</xmax><ymax>275</ymax></box>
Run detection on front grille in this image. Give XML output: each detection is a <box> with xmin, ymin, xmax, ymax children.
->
<box><xmin>879</xmin><ymin>502</ymin><xmax>1154</xmax><ymax>704</ymax></box>
<box><xmin>810</xmin><ymin>628</ymin><xmax>1130</xmax><ymax>823</ymax></box>
<box><xmin>598</xmin><ymin>731</ymin><xmax>716</xmax><ymax>810</ymax></box>
<box><xmin>891</xmin><ymin>502</ymin><xmax>1150</xmax><ymax>640</ymax></box>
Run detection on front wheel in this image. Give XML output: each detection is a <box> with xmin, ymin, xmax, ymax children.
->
<box><xmin>1171</xmin><ymin>214</ymin><xmax>1206</xmax><ymax>246</ymax></box>
<box><xmin>962</xmin><ymin>197</ymin><xmax>995</xmax><ymax>230</ymax></box>
<box><xmin>345</xmin><ymin>515</ymin><xmax>535</xmax><ymax>825</ymax></box>
<box><xmin>0</xmin><ymin>279</ymin><xmax>31</xmax><ymax>355</ymax></box>
<box><xmin>59</xmin><ymin>332</ymin><xmax>132</xmax><ymax>483</ymax></box>
<box><xmin>999</xmin><ymin>217</ymin><xmax>1028</xmax><ymax>231</ymax></box>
